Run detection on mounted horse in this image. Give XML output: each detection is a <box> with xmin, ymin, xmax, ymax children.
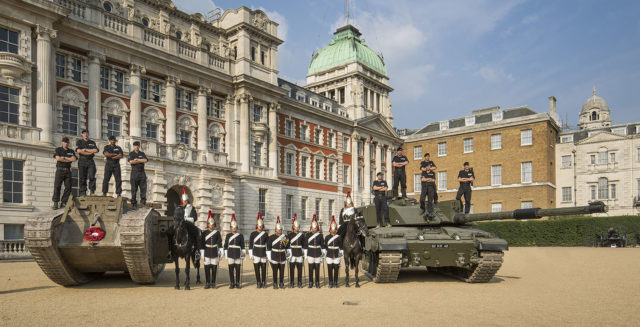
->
<box><xmin>169</xmin><ymin>206</ymin><xmax>201</xmax><ymax>290</ymax></box>
<box><xmin>342</xmin><ymin>207</ymin><xmax>368</xmax><ymax>287</ymax></box>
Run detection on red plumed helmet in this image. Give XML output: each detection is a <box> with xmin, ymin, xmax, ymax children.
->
<box><xmin>181</xmin><ymin>186</ymin><xmax>189</xmax><ymax>204</ymax></box>
<box><xmin>206</xmin><ymin>210</ymin><xmax>216</xmax><ymax>229</ymax></box>
<box><xmin>256</xmin><ymin>212</ymin><xmax>264</xmax><ymax>229</ymax></box>
<box><xmin>230</xmin><ymin>213</ymin><xmax>238</xmax><ymax>230</ymax></box>
<box><xmin>310</xmin><ymin>214</ymin><xmax>319</xmax><ymax>231</ymax></box>
<box><xmin>345</xmin><ymin>191</ymin><xmax>353</xmax><ymax>206</ymax></box>
<box><xmin>275</xmin><ymin>216</ymin><xmax>282</xmax><ymax>232</ymax></box>
<box><xmin>329</xmin><ymin>215</ymin><xmax>338</xmax><ymax>233</ymax></box>
<box><xmin>292</xmin><ymin>213</ymin><xmax>299</xmax><ymax>231</ymax></box>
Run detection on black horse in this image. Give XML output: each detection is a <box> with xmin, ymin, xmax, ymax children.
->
<box><xmin>343</xmin><ymin>215</ymin><xmax>368</xmax><ymax>288</ymax></box>
<box><xmin>169</xmin><ymin>207</ymin><xmax>201</xmax><ymax>290</ymax></box>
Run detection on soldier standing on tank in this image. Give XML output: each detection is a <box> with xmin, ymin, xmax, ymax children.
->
<box><xmin>372</xmin><ymin>172</ymin><xmax>390</xmax><ymax>227</ymax></box>
<box><xmin>456</xmin><ymin>162</ymin><xmax>475</xmax><ymax>214</ymax></box>
<box><xmin>102</xmin><ymin>135</ymin><xmax>123</xmax><ymax>197</ymax></box>
<box><xmin>420</xmin><ymin>153</ymin><xmax>438</xmax><ymax>204</ymax></box>
<box><xmin>267</xmin><ymin>217</ymin><xmax>288</xmax><ymax>289</ymax></box>
<box><xmin>200</xmin><ymin>210</ymin><xmax>222</xmax><ymax>289</ymax></box>
<box><xmin>305</xmin><ymin>215</ymin><xmax>324</xmax><ymax>288</ymax></box>
<box><xmin>224</xmin><ymin>214</ymin><xmax>245</xmax><ymax>289</ymax></box>
<box><xmin>52</xmin><ymin>137</ymin><xmax>77</xmax><ymax>209</ymax></box>
<box><xmin>324</xmin><ymin>216</ymin><xmax>343</xmax><ymax>288</ymax></box>
<box><xmin>420</xmin><ymin>165</ymin><xmax>437</xmax><ymax>218</ymax></box>
<box><xmin>128</xmin><ymin>141</ymin><xmax>148</xmax><ymax>207</ymax></box>
<box><xmin>75</xmin><ymin>130</ymin><xmax>98</xmax><ymax>196</ymax></box>
<box><xmin>249</xmin><ymin>212</ymin><xmax>268</xmax><ymax>288</ymax></box>
<box><xmin>392</xmin><ymin>147</ymin><xmax>409</xmax><ymax>199</ymax></box>
<box><xmin>287</xmin><ymin>214</ymin><xmax>305</xmax><ymax>288</ymax></box>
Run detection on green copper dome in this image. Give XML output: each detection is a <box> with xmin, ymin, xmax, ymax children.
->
<box><xmin>308</xmin><ymin>25</ymin><xmax>387</xmax><ymax>76</ymax></box>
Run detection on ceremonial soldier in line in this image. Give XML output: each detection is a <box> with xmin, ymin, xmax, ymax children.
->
<box><xmin>287</xmin><ymin>214</ymin><xmax>305</xmax><ymax>288</ymax></box>
<box><xmin>267</xmin><ymin>217</ymin><xmax>288</xmax><ymax>289</ymax></box>
<box><xmin>223</xmin><ymin>214</ymin><xmax>245</xmax><ymax>289</ymax></box>
<box><xmin>305</xmin><ymin>215</ymin><xmax>324</xmax><ymax>288</ymax></box>
<box><xmin>420</xmin><ymin>164</ymin><xmax>437</xmax><ymax>218</ymax></box>
<box><xmin>52</xmin><ymin>137</ymin><xmax>77</xmax><ymax>209</ymax></box>
<box><xmin>249</xmin><ymin>212</ymin><xmax>268</xmax><ymax>288</ymax></box>
<box><xmin>200</xmin><ymin>210</ymin><xmax>222</xmax><ymax>289</ymax></box>
<box><xmin>391</xmin><ymin>147</ymin><xmax>409</xmax><ymax>199</ymax></box>
<box><xmin>338</xmin><ymin>192</ymin><xmax>355</xmax><ymax>240</ymax></box>
<box><xmin>420</xmin><ymin>153</ymin><xmax>438</xmax><ymax>204</ymax></box>
<box><xmin>456</xmin><ymin>162</ymin><xmax>475</xmax><ymax>214</ymax></box>
<box><xmin>75</xmin><ymin>130</ymin><xmax>98</xmax><ymax>196</ymax></box>
<box><xmin>102</xmin><ymin>135</ymin><xmax>123</xmax><ymax>197</ymax></box>
<box><xmin>128</xmin><ymin>141</ymin><xmax>148</xmax><ymax>207</ymax></box>
<box><xmin>324</xmin><ymin>216</ymin><xmax>343</xmax><ymax>288</ymax></box>
<box><xmin>372</xmin><ymin>172</ymin><xmax>390</xmax><ymax>227</ymax></box>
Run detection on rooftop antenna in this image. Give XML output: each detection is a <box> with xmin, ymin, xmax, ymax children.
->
<box><xmin>346</xmin><ymin>0</ymin><xmax>350</xmax><ymax>26</ymax></box>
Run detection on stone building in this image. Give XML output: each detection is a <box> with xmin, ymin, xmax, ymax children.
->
<box><xmin>0</xmin><ymin>0</ymin><xmax>401</xmax><ymax>242</ymax></box>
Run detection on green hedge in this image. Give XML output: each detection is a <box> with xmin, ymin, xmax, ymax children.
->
<box><xmin>478</xmin><ymin>215</ymin><xmax>640</xmax><ymax>246</ymax></box>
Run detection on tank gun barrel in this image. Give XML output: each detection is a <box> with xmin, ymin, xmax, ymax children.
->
<box><xmin>455</xmin><ymin>201</ymin><xmax>607</xmax><ymax>223</ymax></box>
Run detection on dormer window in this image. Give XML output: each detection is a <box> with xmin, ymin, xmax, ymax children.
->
<box><xmin>492</xmin><ymin>111</ymin><xmax>503</xmax><ymax>121</ymax></box>
<box><xmin>465</xmin><ymin>116</ymin><xmax>475</xmax><ymax>126</ymax></box>
<box><xmin>439</xmin><ymin>121</ymin><xmax>449</xmax><ymax>130</ymax></box>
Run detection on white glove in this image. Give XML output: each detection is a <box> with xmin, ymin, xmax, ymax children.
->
<box><xmin>249</xmin><ymin>249</ymin><xmax>254</xmax><ymax>260</ymax></box>
<box><xmin>303</xmin><ymin>249</ymin><xmax>308</xmax><ymax>258</ymax></box>
<box><xmin>286</xmin><ymin>249</ymin><xmax>292</xmax><ymax>261</ymax></box>
<box><xmin>218</xmin><ymin>249</ymin><xmax>222</xmax><ymax>258</ymax></box>
<box><xmin>200</xmin><ymin>249</ymin><xmax>205</xmax><ymax>259</ymax></box>
<box><xmin>339</xmin><ymin>250</ymin><xmax>344</xmax><ymax>258</ymax></box>
<box><xmin>267</xmin><ymin>250</ymin><xmax>272</xmax><ymax>262</ymax></box>
<box><xmin>321</xmin><ymin>249</ymin><xmax>327</xmax><ymax>258</ymax></box>
<box><xmin>224</xmin><ymin>250</ymin><xmax>228</xmax><ymax>259</ymax></box>
<box><xmin>240</xmin><ymin>249</ymin><xmax>246</xmax><ymax>259</ymax></box>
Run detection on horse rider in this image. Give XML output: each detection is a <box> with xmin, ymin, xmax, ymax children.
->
<box><xmin>324</xmin><ymin>216</ymin><xmax>343</xmax><ymax>288</ymax></box>
<box><xmin>338</xmin><ymin>192</ymin><xmax>355</xmax><ymax>240</ymax></box>
<box><xmin>267</xmin><ymin>217</ymin><xmax>288</xmax><ymax>289</ymax></box>
<box><xmin>305</xmin><ymin>215</ymin><xmax>324</xmax><ymax>288</ymax></box>
<box><xmin>249</xmin><ymin>212</ymin><xmax>268</xmax><ymax>288</ymax></box>
<box><xmin>177</xmin><ymin>186</ymin><xmax>200</xmax><ymax>260</ymax></box>
<box><xmin>287</xmin><ymin>214</ymin><xmax>305</xmax><ymax>288</ymax></box>
<box><xmin>223</xmin><ymin>214</ymin><xmax>245</xmax><ymax>289</ymax></box>
<box><xmin>200</xmin><ymin>210</ymin><xmax>222</xmax><ymax>289</ymax></box>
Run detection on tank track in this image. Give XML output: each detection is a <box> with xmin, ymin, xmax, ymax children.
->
<box><xmin>120</xmin><ymin>208</ymin><xmax>164</xmax><ymax>284</ymax></box>
<box><xmin>24</xmin><ymin>209</ymin><xmax>90</xmax><ymax>286</ymax></box>
<box><xmin>374</xmin><ymin>251</ymin><xmax>402</xmax><ymax>283</ymax></box>
<box><xmin>444</xmin><ymin>251</ymin><xmax>504</xmax><ymax>283</ymax></box>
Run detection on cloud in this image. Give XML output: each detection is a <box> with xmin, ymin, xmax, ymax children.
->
<box><xmin>172</xmin><ymin>0</ymin><xmax>218</xmax><ymax>17</ymax></box>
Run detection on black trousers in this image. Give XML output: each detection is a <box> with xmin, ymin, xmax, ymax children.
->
<box><xmin>78</xmin><ymin>160</ymin><xmax>96</xmax><ymax>195</ymax></box>
<box><xmin>130</xmin><ymin>171</ymin><xmax>147</xmax><ymax>204</ymax></box>
<box><xmin>52</xmin><ymin>168</ymin><xmax>72</xmax><ymax>204</ymax></box>
<box><xmin>102</xmin><ymin>162</ymin><xmax>122</xmax><ymax>196</ymax></box>
<box><xmin>420</xmin><ymin>183</ymin><xmax>437</xmax><ymax>214</ymax></box>
<box><xmin>289</xmin><ymin>262</ymin><xmax>303</xmax><ymax>285</ymax></box>
<box><xmin>271</xmin><ymin>262</ymin><xmax>285</xmax><ymax>285</ymax></box>
<box><xmin>456</xmin><ymin>187</ymin><xmax>472</xmax><ymax>213</ymax></box>
<box><xmin>374</xmin><ymin>194</ymin><xmax>389</xmax><ymax>226</ymax></box>
<box><xmin>392</xmin><ymin>172</ymin><xmax>407</xmax><ymax>198</ymax></box>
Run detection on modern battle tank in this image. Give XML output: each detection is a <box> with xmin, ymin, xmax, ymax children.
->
<box><xmin>24</xmin><ymin>196</ymin><xmax>173</xmax><ymax>286</ymax></box>
<box><xmin>358</xmin><ymin>193</ymin><xmax>607</xmax><ymax>283</ymax></box>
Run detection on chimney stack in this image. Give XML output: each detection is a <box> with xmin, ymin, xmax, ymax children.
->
<box><xmin>548</xmin><ymin>96</ymin><xmax>558</xmax><ymax>123</ymax></box>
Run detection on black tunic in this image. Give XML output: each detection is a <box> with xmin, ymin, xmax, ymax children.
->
<box><xmin>286</xmin><ymin>231</ymin><xmax>306</xmax><ymax>257</ymax></box>
<box><xmin>53</xmin><ymin>147</ymin><xmax>76</xmax><ymax>168</ymax></box>
<box><xmin>201</xmin><ymin>229</ymin><xmax>222</xmax><ymax>258</ymax></box>
<box><xmin>324</xmin><ymin>234</ymin><xmax>342</xmax><ymax>259</ymax></box>
<box><xmin>304</xmin><ymin>232</ymin><xmax>324</xmax><ymax>258</ymax></box>
<box><xmin>266</xmin><ymin>233</ymin><xmax>288</xmax><ymax>262</ymax></box>
<box><xmin>249</xmin><ymin>230</ymin><xmax>268</xmax><ymax>257</ymax></box>
<box><xmin>223</xmin><ymin>233</ymin><xmax>245</xmax><ymax>259</ymax></box>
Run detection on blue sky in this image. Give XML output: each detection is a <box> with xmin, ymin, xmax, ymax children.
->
<box><xmin>173</xmin><ymin>0</ymin><xmax>639</xmax><ymax>130</ymax></box>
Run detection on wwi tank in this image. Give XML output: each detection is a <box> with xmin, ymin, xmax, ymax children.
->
<box><xmin>24</xmin><ymin>196</ymin><xmax>173</xmax><ymax>286</ymax></box>
<box><xmin>358</xmin><ymin>193</ymin><xmax>607</xmax><ymax>283</ymax></box>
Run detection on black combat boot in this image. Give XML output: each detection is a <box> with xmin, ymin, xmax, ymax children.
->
<box><xmin>308</xmin><ymin>263</ymin><xmax>314</xmax><ymax>288</ymax></box>
<box><xmin>328</xmin><ymin>265</ymin><xmax>334</xmax><ymax>288</ymax></box>
<box><xmin>272</xmin><ymin>264</ymin><xmax>279</xmax><ymax>289</ymax></box>
<box><xmin>204</xmin><ymin>265</ymin><xmax>211</xmax><ymax>289</ymax></box>
<box><xmin>261</xmin><ymin>262</ymin><xmax>267</xmax><ymax>288</ymax></box>
<box><xmin>334</xmin><ymin>265</ymin><xmax>339</xmax><ymax>288</ymax></box>
<box><xmin>254</xmin><ymin>263</ymin><xmax>261</xmax><ymax>288</ymax></box>
<box><xmin>228</xmin><ymin>265</ymin><xmax>235</xmax><ymax>289</ymax></box>
<box><xmin>289</xmin><ymin>262</ymin><xmax>296</xmax><ymax>288</ymax></box>
<box><xmin>235</xmin><ymin>264</ymin><xmax>241</xmax><ymax>289</ymax></box>
<box><xmin>211</xmin><ymin>265</ymin><xmax>217</xmax><ymax>288</ymax></box>
<box><xmin>297</xmin><ymin>263</ymin><xmax>303</xmax><ymax>288</ymax></box>
<box><xmin>279</xmin><ymin>264</ymin><xmax>285</xmax><ymax>289</ymax></box>
<box><xmin>315</xmin><ymin>264</ymin><xmax>321</xmax><ymax>288</ymax></box>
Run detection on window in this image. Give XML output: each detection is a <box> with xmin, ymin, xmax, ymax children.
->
<box><xmin>338</xmin><ymin>87</ymin><xmax>345</xmax><ymax>104</ymax></box>
<box><xmin>590</xmin><ymin>185</ymin><xmax>596</xmax><ymax>200</ymax></box>
<box><xmin>300</xmin><ymin>125</ymin><xmax>308</xmax><ymax>141</ymax></box>
<box><xmin>561</xmin><ymin>155</ymin><xmax>572</xmax><ymax>168</ymax></box>
<box><xmin>3</xmin><ymin>159</ymin><xmax>23</xmax><ymax>204</ymax></box>
<box><xmin>328</xmin><ymin>162</ymin><xmax>335</xmax><ymax>182</ymax></box>
<box><xmin>315</xmin><ymin>129</ymin><xmax>322</xmax><ymax>145</ymax></box>
<box><xmin>357</xmin><ymin>167</ymin><xmax>363</xmax><ymax>187</ymax></box>
<box><xmin>610</xmin><ymin>184</ymin><xmax>616</xmax><ymax>199</ymax></box>
<box><xmin>0</xmin><ymin>27</ymin><xmax>19</xmax><ymax>54</ymax></box>
<box><xmin>463</xmin><ymin>138</ymin><xmax>473</xmax><ymax>153</ymax></box>
<box><xmin>315</xmin><ymin>159</ymin><xmax>322</xmax><ymax>179</ymax></box>
<box><xmin>521</xmin><ymin>129</ymin><xmax>532</xmax><ymax>146</ymax></box>
<box><xmin>142</xmin><ymin>17</ymin><xmax>150</xmax><ymax>27</ymax></box>
<box><xmin>562</xmin><ymin>187</ymin><xmax>572</xmax><ymax>202</ymax></box>
<box><xmin>315</xmin><ymin>199</ymin><xmax>321</xmax><ymax>218</ymax></box>
<box><xmin>206</xmin><ymin>98</ymin><xmax>224</xmax><ymax>118</ymax></box>
<box><xmin>611</xmin><ymin>127</ymin><xmax>626</xmax><ymax>135</ymax></box>
<box><xmin>151</xmin><ymin>82</ymin><xmax>161</xmax><ymax>103</ymax></box>
<box><xmin>438</xmin><ymin>171</ymin><xmax>447</xmax><ymax>190</ymax></box>
<box><xmin>184</xmin><ymin>91</ymin><xmax>193</xmax><ymax>111</ymax></box>
<box><xmin>343</xmin><ymin>165</ymin><xmax>350</xmax><ymax>184</ymax></box>
<box><xmin>310</xmin><ymin>99</ymin><xmax>318</xmax><ymax>107</ymax></box>
<box><xmin>103</xmin><ymin>1</ymin><xmax>112</xmax><ymax>12</ymax></box>
<box><xmin>491</xmin><ymin>165</ymin><xmax>502</xmax><ymax>185</ymax></box>
<box><xmin>491</xmin><ymin>134</ymin><xmax>502</xmax><ymax>150</ymax></box>
<box><xmin>100</xmin><ymin>67</ymin><xmax>110</xmax><ymax>89</ymax></box>
<box><xmin>637</xmin><ymin>148</ymin><xmax>640</xmax><ymax>161</ymax></box>
<box><xmin>560</xmin><ymin>135</ymin><xmax>573</xmax><ymax>143</ymax></box>
<box><xmin>370</xmin><ymin>144</ymin><xmax>375</xmax><ymax>158</ymax></box>
<box><xmin>598</xmin><ymin>177</ymin><xmax>608</xmax><ymax>199</ymax></box>
<box><xmin>61</xmin><ymin>105</ymin><xmax>78</xmax><ymax>135</ymax></box>
<box><xmin>253</xmin><ymin>105</ymin><xmax>262</xmax><ymax>122</ymax></box>
<box><xmin>0</xmin><ymin>85</ymin><xmax>20</xmax><ymax>124</ymax></box>
<box><xmin>285</xmin><ymin>153</ymin><xmax>294</xmax><ymax>175</ymax></box>
<box><xmin>491</xmin><ymin>203</ymin><xmax>502</xmax><ymax>212</ymax></box>
<box><xmin>414</xmin><ymin>146</ymin><xmax>422</xmax><ymax>160</ymax></box>
<box><xmin>327</xmin><ymin>133</ymin><xmax>334</xmax><ymax>148</ymax></box>
<box><xmin>209</xmin><ymin>137</ymin><xmax>220</xmax><ymax>152</ymax></box>
<box><xmin>71</xmin><ymin>58</ymin><xmax>82</xmax><ymax>82</ymax></box>
<box><xmin>145</xmin><ymin>123</ymin><xmax>157</xmax><ymax>140</ymax></box>
<box><xmin>609</xmin><ymin>153</ymin><xmax>616</xmax><ymax>163</ymax></box>
<box><xmin>179</xmin><ymin>130</ymin><xmax>191</xmax><ymax>146</ymax></box>
<box><xmin>285</xmin><ymin>195</ymin><xmax>293</xmax><ymax>220</ymax></box>
<box><xmin>297</xmin><ymin>94</ymin><xmax>306</xmax><ymax>102</ymax></box>
<box><xmin>175</xmin><ymin>31</ymin><xmax>182</xmax><ymax>40</ymax></box>
<box><xmin>260</xmin><ymin>51</ymin><xmax>265</xmax><ymax>65</ymax></box>
<box><xmin>597</xmin><ymin>151</ymin><xmax>608</xmax><ymax>164</ymax></box>
<box><xmin>175</xmin><ymin>89</ymin><xmax>182</xmax><ymax>109</ymax></box>
<box><xmin>413</xmin><ymin>174</ymin><xmax>421</xmax><ymax>193</ymax></box>
<box><xmin>357</xmin><ymin>141</ymin><xmax>363</xmax><ymax>157</ymax></box>
<box><xmin>590</xmin><ymin>154</ymin><xmax>596</xmax><ymax>165</ymax></box>
<box><xmin>114</xmin><ymin>71</ymin><xmax>124</xmax><ymax>93</ymax></box>
<box><xmin>258</xmin><ymin>189</ymin><xmax>267</xmax><ymax>217</ymax></box>
<box><xmin>254</xmin><ymin>142</ymin><xmax>262</xmax><ymax>166</ymax></box>
<box><xmin>301</xmin><ymin>197</ymin><xmax>307</xmax><ymax>219</ymax></box>
<box><xmin>328</xmin><ymin>200</ymin><xmax>334</xmax><ymax>220</ymax></box>
<box><xmin>343</xmin><ymin>137</ymin><xmax>350</xmax><ymax>152</ymax></box>
<box><xmin>140</xmin><ymin>78</ymin><xmax>149</xmax><ymax>100</ymax></box>
<box><xmin>250</xmin><ymin>46</ymin><xmax>256</xmax><ymax>61</ymax></box>
<box><xmin>285</xmin><ymin>120</ymin><xmax>293</xmax><ymax>137</ymax></box>
<box><xmin>521</xmin><ymin>201</ymin><xmax>533</xmax><ymax>209</ymax></box>
<box><xmin>301</xmin><ymin>157</ymin><xmax>308</xmax><ymax>177</ymax></box>
<box><xmin>3</xmin><ymin>224</ymin><xmax>24</xmax><ymax>240</ymax></box>
<box><xmin>438</xmin><ymin>142</ymin><xmax>446</xmax><ymax>156</ymax></box>
<box><xmin>106</xmin><ymin>115</ymin><xmax>121</xmax><ymax>137</ymax></box>
<box><xmin>323</xmin><ymin>104</ymin><xmax>332</xmax><ymax>111</ymax></box>
<box><xmin>521</xmin><ymin>162</ymin><xmax>532</xmax><ymax>183</ymax></box>
<box><xmin>55</xmin><ymin>54</ymin><xmax>66</xmax><ymax>78</ymax></box>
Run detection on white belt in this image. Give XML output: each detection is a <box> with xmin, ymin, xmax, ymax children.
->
<box><xmin>229</xmin><ymin>245</ymin><xmax>241</xmax><ymax>248</ymax></box>
<box><xmin>254</xmin><ymin>244</ymin><xmax>266</xmax><ymax>248</ymax></box>
<box><xmin>273</xmin><ymin>249</ymin><xmax>284</xmax><ymax>252</ymax></box>
<box><xmin>308</xmin><ymin>245</ymin><xmax>321</xmax><ymax>248</ymax></box>
<box><xmin>328</xmin><ymin>246</ymin><xmax>339</xmax><ymax>249</ymax></box>
<box><xmin>290</xmin><ymin>245</ymin><xmax>301</xmax><ymax>248</ymax></box>
<box><xmin>206</xmin><ymin>244</ymin><xmax>218</xmax><ymax>248</ymax></box>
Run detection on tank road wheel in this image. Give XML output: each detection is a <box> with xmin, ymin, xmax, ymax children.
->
<box><xmin>24</xmin><ymin>210</ymin><xmax>91</xmax><ymax>286</ymax></box>
<box><xmin>120</xmin><ymin>208</ymin><xmax>165</xmax><ymax>284</ymax></box>
<box><xmin>373</xmin><ymin>251</ymin><xmax>402</xmax><ymax>283</ymax></box>
<box><xmin>460</xmin><ymin>251</ymin><xmax>504</xmax><ymax>283</ymax></box>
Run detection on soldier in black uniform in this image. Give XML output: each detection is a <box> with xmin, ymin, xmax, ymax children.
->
<box><xmin>420</xmin><ymin>153</ymin><xmax>438</xmax><ymax>204</ymax></box>
<box><xmin>200</xmin><ymin>210</ymin><xmax>222</xmax><ymax>289</ymax></box>
<box><xmin>75</xmin><ymin>130</ymin><xmax>98</xmax><ymax>196</ymax></box>
<box><xmin>267</xmin><ymin>217</ymin><xmax>288</xmax><ymax>289</ymax></box>
<box><xmin>128</xmin><ymin>141</ymin><xmax>148</xmax><ymax>207</ymax></box>
<box><xmin>102</xmin><ymin>135</ymin><xmax>123</xmax><ymax>197</ymax></box>
<box><xmin>392</xmin><ymin>147</ymin><xmax>409</xmax><ymax>199</ymax></box>
<box><xmin>223</xmin><ymin>214</ymin><xmax>245</xmax><ymax>289</ymax></box>
<box><xmin>52</xmin><ymin>137</ymin><xmax>77</xmax><ymax>209</ymax></box>
<box><xmin>304</xmin><ymin>215</ymin><xmax>324</xmax><ymax>288</ymax></box>
<box><xmin>324</xmin><ymin>217</ymin><xmax>343</xmax><ymax>288</ymax></box>
<box><xmin>287</xmin><ymin>214</ymin><xmax>305</xmax><ymax>288</ymax></box>
<box><xmin>338</xmin><ymin>192</ymin><xmax>355</xmax><ymax>240</ymax></box>
<box><xmin>372</xmin><ymin>172</ymin><xmax>390</xmax><ymax>227</ymax></box>
<box><xmin>456</xmin><ymin>162</ymin><xmax>475</xmax><ymax>214</ymax></box>
<box><xmin>249</xmin><ymin>213</ymin><xmax>268</xmax><ymax>288</ymax></box>
<box><xmin>420</xmin><ymin>165</ymin><xmax>437</xmax><ymax>218</ymax></box>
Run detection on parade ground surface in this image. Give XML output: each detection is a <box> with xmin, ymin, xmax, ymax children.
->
<box><xmin>1</xmin><ymin>247</ymin><xmax>639</xmax><ymax>327</ymax></box>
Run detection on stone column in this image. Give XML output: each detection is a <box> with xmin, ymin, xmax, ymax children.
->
<box><xmin>165</xmin><ymin>76</ymin><xmax>178</xmax><ymax>144</ymax></box>
<box><xmin>238</xmin><ymin>94</ymin><xmax>250</xmax><ymax>173</ymax></box>
<box><xmin>386</xmin><ymin>145</ymin><xmax>394</xmax><ymax>185</ymax></box>
<box><xmin>375</xmin><ymin>143</ymin><xmax>382</xmax><ymax>177</ymax></box>
<box><xmin>129</xmin><ymin>65</ymin><xmax>143</xmax><ymax>137</ymax></box>
<box><xmin>351</xmin><ymin>133</ymin><xmax>359</xmax><ymax>200</ymax></box>
<box><xmin>268</xmin><ymin>103</ymin><xmax>278</xmax><ymax>170</ymax></box>
<box><xmin>197</xmin><ymin>87</ymin><xmax>209</xmax><ymax>151</ymax></box>
<box><xmin>35</xmin><ymin>25</ymin><xmax>56</xmax><ymax>145</ymax></box>
<box><xmin>224</xmin><ymin>95</ymin><xmax>234</xmax><ymax>159</ymax></box>
<box><xmin>363</xmin><ymin>137</ymin><xmax>371</xmax><ymax>204</ymax></box>
<box><xmin>87</xmin><ymin>51</ymin><xmax>103</xmax><ymax>138</ymax></box>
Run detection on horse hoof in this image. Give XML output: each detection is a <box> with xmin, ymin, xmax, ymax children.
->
<box><xmin>175</xmin><ymin>285</ymin><xmax>180</xmax><ymax>290</ymax></box>
<box><xmin>355</xmin><ymin>284</ymin><xmax>360</xmax><ymax>288</ymax></box>
<box><xmin>346</xmin><ymin>284</ymin><xmax>350</xmax><ymax>288</ymax></box>
<box><xmin>185</xmin><ymin>285</ymin><xmax>190</xmax><ymax>290</ymax></box>
<box><xmin>196</xmin><ymin>281</ymin><xmax>201</xmax><ymax>285</ymax></box>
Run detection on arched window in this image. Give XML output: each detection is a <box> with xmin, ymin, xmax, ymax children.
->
<box><xmin>176</xmin><ymin>115</ymin><xmax>197</xmax><ymax>147</ymax></box>
<box><xmin>597</xmin><ymin>177</ymin><xmax>608</xmax><ymax>199</ymax></box>
<box><xmin>142</xmin><ymin>106</ymin><xmax>165</xmax><ymax>142</ymax></box>
<box><xmin>591</xmin><ymin>111</ymin><xmax>597</xmax><ymax>121</ymax></box>
<box><xmin>207</xmin><ymin>122</ymin><xmax>226</xmax><ymax>152</ymax></box>
<box><xmin>102</xmin><ymin>97</ymin><xmax>129</xmax><ymax>139</ymax></box>
<box><xmin>56</xmin><ymin>86</ymin><xmax>87</xmax><ymax>137</ymax></box>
